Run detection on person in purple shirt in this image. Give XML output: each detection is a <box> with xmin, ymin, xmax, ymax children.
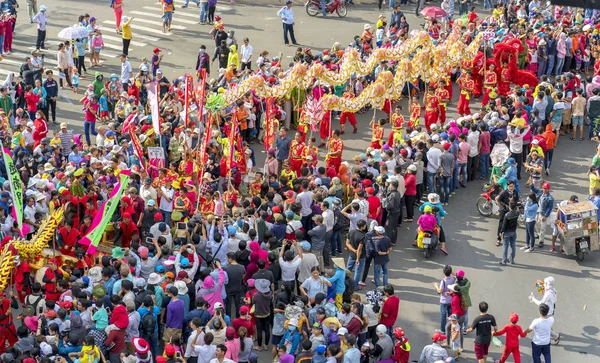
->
<box><xmin>151</xmin><ymin>48</ymin><xmax>162</xmax><ymax>76</ymax></box>
<box><xmin>165</xmin><ymin>285</ymin><xmax>185</xmax><ymax>343</ymax></box>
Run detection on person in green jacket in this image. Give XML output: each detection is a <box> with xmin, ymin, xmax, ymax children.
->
<box><xmin>0</xmin><ymin>87</ymin><xmax>14</xmax><ymax>128</ymax></box>
<box><xmin>92</xmin><ymin>71</ymin><xmax>105</xmax><ymax>98</ymax></box>
<box><xmin>456</xmin><ymin>269</ymin><xmax>472</xmax><ymax>334</ymax></box>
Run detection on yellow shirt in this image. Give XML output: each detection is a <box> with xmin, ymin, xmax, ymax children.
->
<box><xmin>511</xmin><ymin>117</ymin><xmax>526</xmax><ymax>129</ymax></box>
<box><xmin>122</xmin><ymin>17</ymin><xmax>133</xmax><ymax>40</ymax></box>
<box><xmin>50</xmin><ymin>136</ymin><xmax>62</xmax><ymax>146</ymax></box>
<box><xmin>529</xmin><ymin>145</ymin><xmax>545</xmax><ymax>158</ymax></box>
<box><xmin>80</xmin><ymin>345</ymin><xmax>100</xmax><ymax>363</ymax></box>
<box><xmin>589</xmin><ymin>173</ymin><xmax>600</xmax><ymax>195</ymax></box>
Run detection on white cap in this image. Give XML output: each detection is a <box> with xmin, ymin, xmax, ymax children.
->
<box><xmin>376</xmin><ymin>324</ymin><xmax>387</xmax><ymax>336</ymax></box>
<box><xmin>432</xmin><ymin>134</ymin><xmax>440</xmax><ymax>142</ymax></box>
<box><xmin>289</xmin><ymin>318</ymin><xmax>299</xmax><ymax>327</ymax></box>
<box><xmin>214</xmin><ymin>302</ymin><xmax>223</xmax><ymax>309</ymax></box>
<box><xmin>337</xmin><ymin>327</ymin><xmax>349</xmax><ymax>336</ymax></box>
<box><xmin>374</xmin><ymin>226</ymin><xmax>386</xmax><ymax>234</ymax></box>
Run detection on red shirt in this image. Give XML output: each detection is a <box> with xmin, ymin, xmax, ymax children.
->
<box><xmin>85</xmin><ymin>102</ymin><xmax>99</xmax><ymax>122</ymax></box>
<box><xmin>59</xmin><ymin>226</ymin><xmax>81</xmax><ymax>248</ymax></box>
<box><xmin>232</xmin><ymin>317</ymin><xmax>255</xmax><ymax>337</ymax></box>
<box><xmin>380</xmin><ymin>295</ymin><xmax>400</xmax><ymax>327</ymax></box>
<box><xmin>404</xmin><ymin>174</ymin><xmax>416</xmax><ymax>196</ymax></box>
<box><xmin>24</xmin><ymin>92</ymin><xmax>40</xmax><ymax>112</ymax></box>
<box><xmin>479</xmin><ymin>131</ymin><xmax>491</xmax><ymax>154</ymax></box>
<box><xmin>367</xmin><ymin>195</ymin><xmax>381</xmax><ymax>220</ymax></box>
<box><xmin>105</xmin><ymin>329</ymin><xmax>127</xmax><ymax>354</ymax></box>
<box><xmin>451</xmin><ymin>293</ymin><xmax>465</xmax><ymax>317</ymax></box>
<box><xmin>494</xmin><ymin>324</ymin><xmax>526</xmax><ymax>347</ymax></box>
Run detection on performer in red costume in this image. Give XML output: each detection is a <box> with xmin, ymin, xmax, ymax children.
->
<box><xmin>340</xmin><ymin>90</ymin><xmax>358</xmax><ymax>134</ymax></box>
<box><xmin>482</xmin><ymin>61</ymin><xmax>498</xmax><ymax>107</ymax></box>
<box><xmin>493</xmin><ymin>38</ymin><xmax>539</xmax><ymax>95</ymax></box>
<box><xmin>319</xmin><ymin>111</ymin><xmax>331</xmax><ymax>147</ymax></box>
<box><xmin>326</xmin><ymin>130</ymin><xmax>343</xmax><ymax>172</ymax></box>
<box><xmin>43</xmin><ymin>258</ymin><xmax>63</xmax><ymax>302</ymax></box>
<box><xmin>435</xmin><ymin>80</ymin><xmax>450</xmax><ymax>125</ymax></box>
<box><xmin>457</xmin><ymin>71</ymin><xmax>474</xmax><ymax>116</ymax></box>
<box><xmin>370</xmin><ymin>118</ymin><xmax>385</xmax><ymax>149</ymax></box>
<box><xmin>289</xmin><ymin>132</ymin><xmax>306</xmax><ymax>177</ymax></box>
<box><xmin>387</xmin><ymin>105</ymin><xmax>405</xmax><ymax>146</ymax></box>
<box><xmin>424</xmin><ymin>85</ymin><xmax>440</xmax><ymax>130</ymax></box>
<box><xmin>0</xmin><ymin>289</ymin><xmax>18</xmax><ymax>355</ymax></box>
<box><xmin>472</xmin><ymin>52</ymin><xmax>485</xmax><ymax>99</ymax></box>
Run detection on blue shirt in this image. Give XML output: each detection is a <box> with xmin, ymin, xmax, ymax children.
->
<box><xmin>277</xmin><ymin>6</ymin><xmax>294</xmax><ymax>24</ymax></box>
<box><xmin>594</xmin><ymin>196</ymin><xmax>600</xmax><ymax>222</ymax></box>
<box><xmin>275</xmin><ymin>136</ymin><xmax>292</xmax><ymax>160</ymax></box>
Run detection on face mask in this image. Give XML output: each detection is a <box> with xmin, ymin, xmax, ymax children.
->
<box><xmin>289</xmin><ymin>326</ymin><xmax>296</xmax><ymax>331</ymax></box>
<box><xmin>36</xmin><ymin>115</ymin><xmax>41</xmax><ymax>119</ymax></box>
<box><xmin>199</xmin><ymin>49</ymin><xmax>204</xmax><ymax>53</ymax></box>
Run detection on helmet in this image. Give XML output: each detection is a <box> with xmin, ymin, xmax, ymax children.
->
<box><xmin>542</xmin><ymin>182</ymin><xmax>551</xmax><ymax>190</ymax></box>
<box><xmin>393</xmin><ymin>327</ymin><xmax>405</xmax><ymax>339</ymax></box>
<box><xmin>376</xmin><ymin>324</ymin><xmax>387</xmax><ymax>336</ymax></box>
<box><xmin>140</xmin><ymin>64</ymin><xmax>149</xmax><ymax>72</ymax></box>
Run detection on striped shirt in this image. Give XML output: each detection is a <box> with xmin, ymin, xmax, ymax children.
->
<box><xmin>59</xmin><ymin>130</ymin><xmax>73</xmax><ymax>156</ymax></box>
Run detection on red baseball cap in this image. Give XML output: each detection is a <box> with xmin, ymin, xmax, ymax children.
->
<box><xmin>153</xmin><ymin>48</ymin><xmax>161</xmax><ymax>53</ymax></box>
<box><xmin>510</xmin><ymin>313</ymin><xmax>519</xmax><ymax>323</ymax></box>
<box><xmin>432</xmin><ymin>332</ymin><xmax>447</xmax><ymax>342</ymax></box>
<box><xmin>164</xmin><ymin>344</ymin><xmax>175</xmax><ymax>357</ymax></box>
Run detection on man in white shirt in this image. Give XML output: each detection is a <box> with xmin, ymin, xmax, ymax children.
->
<box><xmin>467</xmin><ymin>124</ymin><xmax>480</xmax><ymax>181</ymax></box>
<box><xmin>120</xmin><ymin>54</ymin><xmax>133</xmax><ymax>92</ymax></box>
<box><xmin>426</xmin><ymin>137</ymin><xmax>442</xmax><ymax>193</ymax></box>
<box><xmin>240</xmin><ymin>37</ymin><xmax>253</xmax><ymax>71</ymax></box>
<box><xmin>159</xmin><ymin>179</ymin><xmax>175</xmax><ymax>226</ymax></box>
<box><xmin>276</xmin><ymin>1</ymin><xmax>298</xmax><ymax>46</ymax></box>
<box><xmin>23</xmin><ymin>122</ymin><xmax>35</xmax><ymax>149</ymax></box>
<box><xmin>279</xmin><ymin>240</ymin><xmax>303</xmax><ymax>284</ymax></box>
<box><xmin>524</xmin><ymin>303</ymin><xmax>554</xmax><ymax>363</ymax></box>
<box><xmin>33</xmin><ymin>5</ymin><xmax>48</xmax><ymax>50</ymax></box>
<box><xmin>209</xmin><ymin>344</ymin><xmax>235</xmax><ymax>363</ymax></box>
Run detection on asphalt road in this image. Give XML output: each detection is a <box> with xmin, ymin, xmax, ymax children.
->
<box><xmin>6</xmin><ymin>1</ymin><xmax>600</xmax><ymax>361</ymax></box>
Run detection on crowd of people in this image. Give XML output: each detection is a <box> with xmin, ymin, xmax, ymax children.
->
<box><xmin>0</xmin><ymin>0</ymin><xmax>598</xmax><ymax>363</ymax></box>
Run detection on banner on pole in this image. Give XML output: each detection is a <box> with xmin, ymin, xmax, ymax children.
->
<box><xmin>148</xmin><ymin>81</ymin><xmax>160</xmax><ymax>134</ymax></box>
<box><xmin>1</xmin><ymin>141</ymin><xmax>24</xmax><ymax>236</ymax></box>
<box><xmin>80</xmin><ymin>170</ymin><xmax>131</xmax><ymax>255</ymax></box>
<box><xmin>183</xmin><ymin>75</ymin><xmax>194</xmax><ymax>128</ymax></box>
<box><xmin>148</xmin><ymin>147</ymin><xmax>165</xmax><ymax>160</ymax></box>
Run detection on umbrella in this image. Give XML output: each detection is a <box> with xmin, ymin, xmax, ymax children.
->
<box><xmin>57</xmin><ymin>26</ymin><xmax>90</xmax><ymax>40</ymax></box>
<box><xmin>420</xmin><ymin>6</ymin><xmax>448</xmax><ymax>19</ymax></box>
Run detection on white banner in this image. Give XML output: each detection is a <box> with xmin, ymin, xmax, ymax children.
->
<box><xmin>148</xmin><ymin>81</ymin><xmax>160</xmax><ymax>134</ymax></box>
<box><xmin>147</xmin><ymin>147</ymin><xmax>165</xmax><ymax>160</ymax></box>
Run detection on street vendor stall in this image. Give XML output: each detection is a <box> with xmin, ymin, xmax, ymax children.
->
<box><xmin>555</xmin><ymin>201</ymin><xmax>600</xmax><ymax>261</ymax></box>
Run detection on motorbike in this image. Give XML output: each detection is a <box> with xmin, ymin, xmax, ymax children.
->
<box><xmin>477</xmin><ymin>184</ymin><xmax>525</xmax><ymax>228</ymax></box>
<box><xmin>305</xmin><ymin>0</ymin><xmax>347</xmax><ymax>18</ymax></box>
<box><xmin>421</xmin><ymin>230</ymin><xmax>438</xmax><ymax>259</ymax></box>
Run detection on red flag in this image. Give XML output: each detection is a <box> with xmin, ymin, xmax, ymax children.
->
<box><xmin>198</xmin><ymin>112</ymin><xmax>213</xmax><ymax>166</ymax></box>
<box><xmin>264</xmin><ymin>98</ymin><xmax>277</xmax><ymax>151</ymax></box>
<box><xmin>183</xmin><ymin>75</ymin><xmax>194</xmax><ymax>128</ymax></box>
<box><xmin>130</xmin><ymin>129</ymin><xmax>146</xmax><ymax>171</ymax></box>
<box><xmin>227</xmin><ymin>114</ymin><xmax>238</xmax><ymax>170</ymax></box>
<box><xmin>122</xmin><ymin>113</ymin><xmax>137</xmax><ymax>135</ymax></box>
<box><xmin>195</xmin><ymin>69</ymin><xmax>207</xmax><ymax>127</ymax></box>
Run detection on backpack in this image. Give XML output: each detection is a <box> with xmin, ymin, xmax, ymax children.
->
<box><xmin>342</xmin><ymin>275</ymin><xmax>355</xmax><ymax>304</ymax></box>
<box><xmin>23</xmin><ymin>295</ymin><xmax>43</xmax><ymax>318</ymax></box>
<box><xmin>365</xmin><ymin>232</ymin><xmax>377</xmax><ymax>258</ymax></box>
<box><xmin>141</xmin><ymin>311</ymin><xmax>156</xmax><ymax>336</ymax></box>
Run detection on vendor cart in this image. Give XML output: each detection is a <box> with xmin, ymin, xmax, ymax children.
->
<box><xmin>555</xmin><ymin>201</ymin><xmax>600</xmax><ymax>261</ymax></box>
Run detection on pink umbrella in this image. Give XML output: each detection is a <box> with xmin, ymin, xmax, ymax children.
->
<box><xmin>420</xmin><ymin>6</ymin><xmax>448</xmax><ymax>19</ymax></box>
